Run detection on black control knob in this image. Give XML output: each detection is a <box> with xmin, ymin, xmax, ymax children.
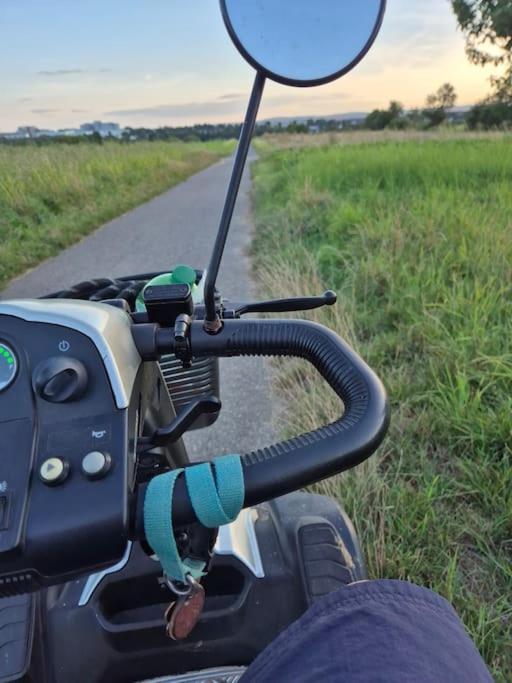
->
<box><xmin>33</xmin><ymin>357</ymin><xmax>88</xmax><ymax>403</ymax></box>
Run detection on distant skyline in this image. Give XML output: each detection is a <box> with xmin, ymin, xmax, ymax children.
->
<box><xmin>0</xmin><ymin>1</ymin><xmax>496</xmax><ymax>132</ymax></box>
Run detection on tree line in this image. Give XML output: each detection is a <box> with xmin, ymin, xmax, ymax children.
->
<box><xmin>363</xmin><ymin>83</ymin><xmax>511</xmax><ymax>131</ymax></box>
<box><xmin>2</xmin><ymin>91</ymin><xmax>509</xmax><ymax>148</ymax></box>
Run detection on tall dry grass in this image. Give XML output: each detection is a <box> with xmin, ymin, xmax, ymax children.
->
<box><xmin>255</xmin><ymin>128</ymin><xmax>511</xmax><ymax>153</ymax></box>
<box><xmin>252</xmin><ymin>136</ymin><xmax>512</xmax><ymax>679</ymax></box>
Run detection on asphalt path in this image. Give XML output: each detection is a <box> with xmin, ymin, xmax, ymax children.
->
<box><xmin>2</xmin><ymin>151</ymin><xmax>276</xmax><ymax>459</ymax></box>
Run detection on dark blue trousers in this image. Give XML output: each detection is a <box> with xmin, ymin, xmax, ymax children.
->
<box><xmin>242</xmin><ymin>580</ymin><xmax>493</xmax><ymax>682</ymax></box>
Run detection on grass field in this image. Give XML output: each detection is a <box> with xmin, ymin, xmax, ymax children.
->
<box><xmin>0</xmin><ymin>140</ymin><xmax>233</xmax><ymax>290</ymax></box>
<box><xmin>252</xmin><ymin>135</ymin><xmax>512</xmax><ymax>680</ymax></box>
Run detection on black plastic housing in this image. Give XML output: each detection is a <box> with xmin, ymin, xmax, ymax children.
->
<box><xmin>24</xmin><ymin>492</ymin><xmax>364</xmax><ymax>683</ymax></box>
<box><xmin>143</xmin><ymin>284</ymin><xmax>193</xmax><ymax>326</ymax></box>
<box><xmin>0</xmin><ymin>316</ymin><xmax>135</xmax><ymax>596</ymax></box>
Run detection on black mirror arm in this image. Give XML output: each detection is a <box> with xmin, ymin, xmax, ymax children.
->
<box><xmin>203</xmin><ymin>70</ymin><xmax>266</xmax><ymax>332</ymax></box>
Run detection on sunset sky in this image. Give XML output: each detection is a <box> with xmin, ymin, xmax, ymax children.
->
<box><xmin>0</xmin><ymin>0</ymin><xmax>497</xmax><ymax>132</ymax></box>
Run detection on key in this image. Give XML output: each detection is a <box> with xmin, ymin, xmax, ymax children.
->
<box><xmin>165</xmin><ymin>576</ymin><xmax>205</xmax><ymax>640</ymax></box>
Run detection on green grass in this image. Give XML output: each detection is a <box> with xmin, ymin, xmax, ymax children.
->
<box><xmin>0</xmin><ymin>140</ymin><xmax>234</xmax><ymax>289</ymax></box>
<box><xmin>252</xmin><ymin>137</ymin><xmax>512</xmax><ymax>680</ymax></box>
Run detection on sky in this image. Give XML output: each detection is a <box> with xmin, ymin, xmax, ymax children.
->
<box><xmin>0</xmin><ymin>0</ymin><xmax>497</xmax><ymax>132</ymax></box>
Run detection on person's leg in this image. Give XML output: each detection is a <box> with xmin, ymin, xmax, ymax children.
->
<box><xmin>242</xmin><ymin>580</ymin><xmax>493</xmax><ymax>682</ymax></box>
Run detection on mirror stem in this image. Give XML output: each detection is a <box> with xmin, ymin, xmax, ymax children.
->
<box><xmin>203</xmin><ymin>70</ymin><xmax>266</xmax><ymax>331</ymax></box>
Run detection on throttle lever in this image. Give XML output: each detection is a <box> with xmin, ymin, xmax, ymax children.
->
<box><xmin>138</xmin><ymin>397</ymin><xmax>221</xmax><ymax>452</ymax></box>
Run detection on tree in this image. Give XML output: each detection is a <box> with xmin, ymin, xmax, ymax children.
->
<box><xmin>388</xmin><ymin>100</ymin><xmax>404</xmax><ymax>119</ymax></box>
<box><xmin>436</xmin><ymin>83</ymin><xmax>458</xmax><ymax>109</ymax></box>
<box><xmin>286</xmin><ymin>121</ymin><xmax>308</xmax><ymax>134</ymax></box>
<box><xmin>365</xmin><ymin>109</ymin><xmax>389</xmax><ymax>130</ymax></box>
<box><xmin>365</xmin><ymin>101</ymin><xmax>404</xmax><ymax>130</ymax></box>
<box><xmin>405</xmin><ymin>108</ymin><xmax>425</xmax><ymax>128</ymax></box>
<box><xmin>467</xmin><ymin>101</ymin><xmax>512</xmax><ymax>128</ymax></box>
<box><xmin>451</xmin><ymin>1</ymin><xmax>512</xmax><ymax>101</ymax></box>
<box><xmin>423</xmin><ymin>83</ymin><xmax>458</xmax><ymax>127</ymax></box>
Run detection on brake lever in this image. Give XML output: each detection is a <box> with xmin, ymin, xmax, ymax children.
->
<box><xmin>138</xmin><ymin>396</ymin><xmax>221</xmax><ymax>452</ymax></box>
<box><xmin>228</xmin><ymin>290</ymin><xmax>337</xmax><ymax>318</ymax></box>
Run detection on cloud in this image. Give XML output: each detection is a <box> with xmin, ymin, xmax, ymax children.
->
<box><xmin>217</xmin><ymin>93</ymin><xmax>244</xmax><ymax>101</ymax></box>
<box><xmin>106</xmin><ymin>91</ymin><xmax>349</xmax><ymax>121</ymax></box>
<box><xmin>38</xmin><ymin>69</ymin><xmax>84</xmax><ymax>76</ymax></box>
<box><xmin>71</xmin><ymin>109</ymin><xmax>90</xmax><ymax>113</ymax></box>
<box><xmin>105</xmin><ymin>98</ymin><xmax>246</xmax><ymax>119</ymax></box>
<box><xmin>38</xmin><ymin>68</ymin><xmax>112</xmax><ymax>76</ymax></box>
<box><xmin>267</xmin><ymin>92</ymin><xmax>348</xmax><ymax>105</ymax></box>
<box><xmin>31</xmin><ymin>108</ymin><xmax>60</xmax><ymax>114</ymax></box>
<box><xmin>18</xmin><ymin>97</ymin><xmax>33</xmax><ymax>103</ymax></box>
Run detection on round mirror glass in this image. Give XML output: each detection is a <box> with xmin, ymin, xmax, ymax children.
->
<box><xmin>220</xmin><ymin>0</ymin><xmax>386</xmax><ymax>87</ymax></box>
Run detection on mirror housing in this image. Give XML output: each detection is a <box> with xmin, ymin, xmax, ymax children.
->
<box><xmin>221</xmin><ymin>0</ymin><xmax>386</xmax><ymax>87</ymax></box>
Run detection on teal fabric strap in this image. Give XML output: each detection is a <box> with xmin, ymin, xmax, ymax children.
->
<box><xmin>143</xmin><ymin>455</ymin><xmax>244</xmax><ymax>584</ymax></box>
<box><xmin>185</xmin><ymin>455</ymin><xmax>245</xmax><ymax>528</ymax></box>
<box><xmin>143</xmin><ymin>468</ymin><xmax>204</xmax><ymax>584</ymax></box>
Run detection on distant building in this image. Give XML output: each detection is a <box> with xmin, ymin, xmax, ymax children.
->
<box><xmin>80</xmin><ymin>121</ymin><xmax>123</xmax><ymax>138</ymax></box>
<box><xmin>0</xmin><ymin>126</ymin><xmax>60</xmax><ymax>139</ymax></box>
<box><xmin>340</xmin><ymin>117</ymin><xmax>365</xmax><ymax>128</ymax></box>
<box><xmin>0</xmin><ymin>132</ymin><xmax>22</xmax><ymax>140</ymax></box>
<box><xmin>0</xmin><ymin>121</ymin><xmax>125</xmax><ymax>141</ymax></box>
<box><xmin>446</xmin><ymin>109</ymin><xmax>468</xmax><ymax>124</ymax></box>
<box><xmin>16</xmin><ymin>126</ymin><xmax>40</xmax><ymax>138</ymax></box>
<box><xmin>57</xmin><ymin>128</ymin><xmax>83</xmax><ymax>137</ymax></box>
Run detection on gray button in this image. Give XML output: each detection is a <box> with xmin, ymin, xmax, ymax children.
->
<box><xmin>40</xmin><ymin>458</ymin><xmax>69</xmax><ymax>486</ymax></box>
<box><xmin>81</xmin><ymin>451</ymin><xmax>111</xmax><ymax>479</ymax></box>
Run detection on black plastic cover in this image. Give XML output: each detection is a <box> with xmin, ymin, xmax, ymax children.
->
<box><xmin>0</xmin><ymin>316</ymin><xmax>134</xmax><ymax>595</ymax></box>
<box><xmin>42</xmin><ymin>492</ymin><xmax>362</xmax><ymax>683</ymax></box>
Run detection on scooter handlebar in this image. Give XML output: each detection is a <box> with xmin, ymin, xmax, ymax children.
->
<box><xmin>136</xmin><ymin>318</ymin><xmax>389</xmax><ymax>530</ymax></box>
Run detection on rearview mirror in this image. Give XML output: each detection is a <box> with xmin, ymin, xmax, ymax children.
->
<box><xmin>220</xmin><ymin>0</ymin><xmax>386</xmax><ymax>87</ymax></box>
<box><xmin>205</xmin><ymin>1</ymin><xmax>386</xmax><ymax>329</ymax></box>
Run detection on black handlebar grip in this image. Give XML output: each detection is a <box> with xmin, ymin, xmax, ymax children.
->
<box><xmin>148</xmin><ymin>319</ymin><xmax>389</xmax><ymax>529</ymax></box>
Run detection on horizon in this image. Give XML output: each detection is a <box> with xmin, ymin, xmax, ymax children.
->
<box><xmin>2</xmin><ymin>104</ymin><xmax>475</xmax><ymax>136</ymax></box>
<box><xmin>0</xmin><ymin>1</ymin><xmax>497</xmax><ymax>132</ymax></box>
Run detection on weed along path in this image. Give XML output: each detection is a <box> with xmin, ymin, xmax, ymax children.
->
<box><xmin>2</xmin><ymin>151</ymin><xmax>276</xmax><ymax>459</ymax></box>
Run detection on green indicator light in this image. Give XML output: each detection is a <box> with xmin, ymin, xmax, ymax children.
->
<box><xmin>0</xmin><ymin>343</ymin><xmax>17</xmax><ymax>392</ymax></box>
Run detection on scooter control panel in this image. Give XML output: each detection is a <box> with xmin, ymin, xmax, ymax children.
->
<box><xmin>0</xmin><ymin>300</ymin><xmax>142</xmax><ymax>596</ymax></box>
